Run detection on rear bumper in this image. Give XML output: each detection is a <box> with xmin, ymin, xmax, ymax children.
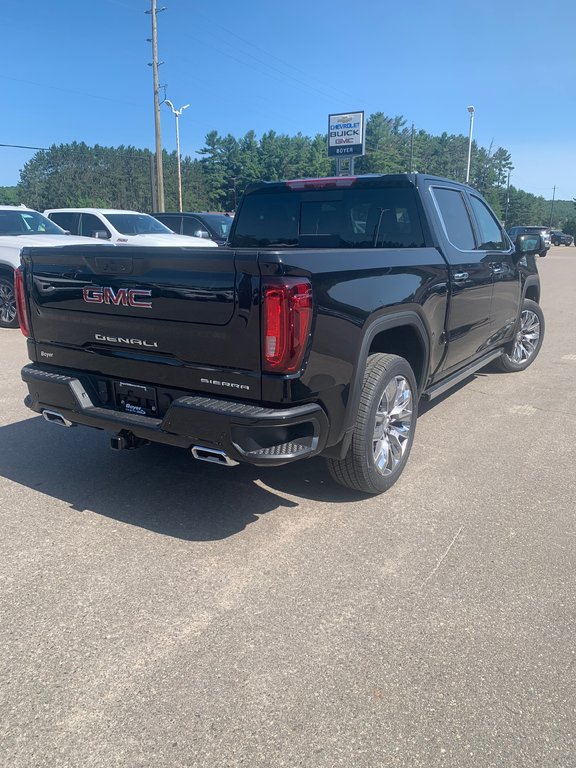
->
<box><xmin>21</xmin><ymin>364</ymin><xmax>329</xmax><ymax>466</ymax></box>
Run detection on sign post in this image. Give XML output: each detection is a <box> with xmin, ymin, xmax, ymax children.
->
<box><xmin>327</xmin><ymin>111</ymin><xmax>365</xmax><ymax>175</ymax></box>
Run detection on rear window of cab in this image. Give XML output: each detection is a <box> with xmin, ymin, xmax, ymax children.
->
<box><xmin>230</xmin><ymin>187</ymin><xmax>425</xmax><ymax>249</ymax></box>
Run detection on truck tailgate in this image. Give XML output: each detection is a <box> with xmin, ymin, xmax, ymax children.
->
<box><xmin>22</xmin><ymin>245</ymin><xmax>261</xmax><ymax>398</ymax></box>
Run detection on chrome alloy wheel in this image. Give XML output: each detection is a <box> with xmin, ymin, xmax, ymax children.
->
<box><xmin>511</xmin><ymin>309</ymin><xmax>541</xmax><ymax>364</ymax></box>
<box><xmin>0</xmin><ymin>280</ymin><xmax>17</xmax><ymax>325</ymax></box>
<box><xmin>372</xmin><ymin>375</ymin><xmax>414</xmax><ymax>476</ymax></box>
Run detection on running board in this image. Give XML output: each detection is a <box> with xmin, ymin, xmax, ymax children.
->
<box><xmin>421</xmin><ymin>349</ymin><xmax>503</xmax><ymax>401</ymax></box>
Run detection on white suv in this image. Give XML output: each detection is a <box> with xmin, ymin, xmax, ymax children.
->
<box><xmin>0</xmin><ymin>206</ymin><xmax>103</xmax><ymax>329</ymax></box>
<box><xmin>44</xmin><ymin>208</ymin><xmax>218</xmax><ymax>247</ymax></box>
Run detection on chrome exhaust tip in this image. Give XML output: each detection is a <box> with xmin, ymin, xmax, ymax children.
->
<box><xmin>42</xmin><ymin>409</ymin><xmax>74</xmax><ymax>428</ymax></box>
<box><xmin>191</xmin><ymin>446</ymin><xmax>239</xmax><ymax>467</ymax></box>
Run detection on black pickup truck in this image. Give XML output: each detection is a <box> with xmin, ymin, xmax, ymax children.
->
<box><xmin>16</xmin><ymin>174</ymin><xmax>545</xmax><ymax>494</ymax></box>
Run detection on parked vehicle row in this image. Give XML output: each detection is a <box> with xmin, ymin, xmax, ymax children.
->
<box><xmin>44</xmin><ymin>209</ymin><xmax>218</xmax><ymax>248</ymax></box>
<box><xmin>0</xmin><ymin>205</ymin><xmax>230</xmax><ymax>328</ymax></box>
<box><xmin>0</xmin><ymin>205</ymin><xmax>107</xmax><ymax>328</ymax></box>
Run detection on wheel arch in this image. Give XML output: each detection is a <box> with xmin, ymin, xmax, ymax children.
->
<box><xmin>0</xmin><ymin>263</ymin><xmax>16</xmax><ymax>281</ymax></box>
<box><xmin>522</xmin><ymin>277</ymin><xmax>540</xmax><ymax>304</ymax></box>
<box><xmin>344</xmin><ymin>311</ymin><xmax>430</xmax><ymax>434</ymax></box>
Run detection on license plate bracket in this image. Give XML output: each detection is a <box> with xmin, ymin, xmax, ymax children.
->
<box><xmin>114</xmin><ymin>381</ymin><xmax>158</xmax><ymax>417</ymax></box>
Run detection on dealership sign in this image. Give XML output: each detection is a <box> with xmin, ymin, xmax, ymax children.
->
<box><xmin>327</xmin><ymin>111</ymin><xmax>365</xmax><ymax>157</ymax></box>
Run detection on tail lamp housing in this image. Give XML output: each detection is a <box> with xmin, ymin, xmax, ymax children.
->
<box><xmin>14</xmin><ymin>268</ymin><xmax>31</xmax><ymax>338</ymax></box>
<box><xmin>262</xmin><ymin>277</ymin><xmax>313</xmax><ymax>373</ymax></box>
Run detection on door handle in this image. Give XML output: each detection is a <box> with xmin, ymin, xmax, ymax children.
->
<box><xmin>453</xmin><ymin>271</ymin><xmax>469</xmax><ymax>282</ymax></box>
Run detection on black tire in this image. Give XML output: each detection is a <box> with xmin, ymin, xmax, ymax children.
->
<box><xmin>492</xmin><ymin>298</ymin><xmax>544</xmax><ymax>373</ymax></box>
<box><xmin>0</xmin><ymin>275</ymin><xmax>19</xmax><ymax>329</ymax></box>
<box><xmin>327</xmin><ymin>353</ymin><xmax>417</xmax><ymax>494</ymax></box>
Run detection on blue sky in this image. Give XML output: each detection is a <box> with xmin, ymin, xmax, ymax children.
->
<box><xmin>1</xmin><ymin>0</ymin><xmax>575</xmax><ymax>200</ymax></box>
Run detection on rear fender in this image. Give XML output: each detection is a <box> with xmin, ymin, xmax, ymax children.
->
<box><xmin>522</xmin><ymin>275</ymin><xmax>540</xmax><ymax>304</ymax></box>
<box><xmin>325</xmin><ymin>312</ymin><xmax>430</xmax><ymax>458</ymax></box>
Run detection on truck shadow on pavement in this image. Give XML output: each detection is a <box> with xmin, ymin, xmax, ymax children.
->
<box><xmin>0</xmin><ymin>415</ymin><xmax>367</xmax><ymax>541</ymax></box>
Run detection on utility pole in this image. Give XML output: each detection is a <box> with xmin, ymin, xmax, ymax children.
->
<box><xmin>409</xmin><ymin>123</ymin><xmax>415</xmax><ymax>173</ymax></box>
<box><xmin>549</xmin><ymin>186</ymin><xmax>556</xmax><ymax>228</ymax></box>
<box><xmin>150</xmin><ymin>153</ymin><xmax>157</xmax><ymax>211</ymax></box>
<box><xmin>504</xmin><ymin>169</ymin><xmax>511</xmax><ymax>227</ymax></box>
<box><xmin>146</xmin><ymin>0</ymin><xmax>165</xmax><ymax>211</ymax></box>
<box><xmin>465</xmin><ymin>106</ymin><xmax>475</xmax><ymax>184</ymax></box>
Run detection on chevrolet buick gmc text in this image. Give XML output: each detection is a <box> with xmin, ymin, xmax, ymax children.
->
<box><xmin>16</xmin><ymin>175</ymin><xmax>545</xmax><ymax>494</ymax></box>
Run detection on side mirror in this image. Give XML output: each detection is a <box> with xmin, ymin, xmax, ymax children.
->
<box><xmin>93</xmin><ymin>230</ymin><xmax>111</xmax><ymax>240</ymax></box>
<box><xmin>193</xmin><ymin>229</ymin><xmax>211</xmax><ymax>239</ymax></box>
<box><xmin>515</xmin><ymin>233</ymin><xmax>543</xmax><ymax>256</ymax></box>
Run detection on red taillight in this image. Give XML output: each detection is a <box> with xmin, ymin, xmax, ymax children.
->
<box><xmin>14</xmin><ymin>268</ymin><xmax>31</xmax><ymax>338</ymax></box>
<box><xmin>262</xmin><ymin>278</ymin><xmax>313</xmax><ymax>373</ymax></box>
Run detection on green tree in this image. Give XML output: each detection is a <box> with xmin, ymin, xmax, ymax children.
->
<box><xmin>13</xmin><ymin>116</ymin><xmax>549</xmax><ymax>219</ymax></box>
<box><xmin>17</xmin><ymin>142</ymin><xmax>157</xmax><ymax>211</ymax></box>
<box><xmin>198</xmin><ymin>131</ymin><xmax>233</xmax><ymax>210</ymax></box>
<box><xmin>0</xmin><ymin>186</ymin><xmax>21</xmax><ymax>205</ymax></box>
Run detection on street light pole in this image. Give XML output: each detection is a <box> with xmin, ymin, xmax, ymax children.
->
<box><xmin>164</xmin><ymin>99</ymin><xmax>190</xmax><ymax>212</ymax></box>
<box><xmin>465</xmin><ymin>105</ymin><xmax>475</xmax><ymax>184</ymax></box>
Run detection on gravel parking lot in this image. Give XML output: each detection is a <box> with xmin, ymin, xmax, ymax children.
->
<box><xmin>1</xmin><ymin>247</ymin><xmax>575</xmax><ymax>767</ymax></box>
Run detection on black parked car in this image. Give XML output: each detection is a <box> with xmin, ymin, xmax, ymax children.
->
<box><xmin>151</xmin><ymin>212</ymin><xmax>234</xmax><ymax>246</ymax></box>
<box><xmin>550</xmin><ymin>230</ymin><xmax>573</xmax><ymax>246</ymax></box>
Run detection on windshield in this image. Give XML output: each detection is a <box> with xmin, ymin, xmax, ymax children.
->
<box><xmin>0</xmin><ymin>209</ymin><xmax>67</xmax><ymax>236</ymax></box>
<box><xmin>201</xmin><ymin>214</ymin><xmax>234</xmax><ymax>238</ymax></box>
<box><xmin>106</xmin><ymin>213</ymin><xmax>174</xmax><ymax>236</ymax></box>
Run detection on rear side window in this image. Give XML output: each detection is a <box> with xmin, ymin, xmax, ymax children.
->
<box><xmin>80</xmin><ymin>213</ymin><xmax>110</xmax><ymax>238</ymax></box>
<box><xmin>182</xmin><ymin>217</ymin><xmax>208</xmax><ymax>237</ymax></box>
<box><xmin>49</xmin><ymin>211</ymin><xmax>80</xmax><ymax>234</ymax></box>
<box><xmin>157</xmin><ymin>215</ymin><xmax>182</xmax><ymax>233</ymax></box>
<box><xmin>469</xmin><ymin>195</ymin><xmax>506</xmax><ymax>250</ymax></box>
<box><xmin>231</xmin><ymin>186</ymin><xmax>425</xmax><ymax>249</ymax></box>
<box><xmin>431</xmin><ymin>188</ymin><xmax>475</xmax><ymax>251</ymax></box>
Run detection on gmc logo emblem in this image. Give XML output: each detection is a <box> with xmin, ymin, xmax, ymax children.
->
<box><xmin>83</xmin><ymin>287</ymin><xmax>153</xmax><ymax>308</ymax></box>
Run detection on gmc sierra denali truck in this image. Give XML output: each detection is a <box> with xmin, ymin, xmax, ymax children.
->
<box><xmin>17</xmin><ymin>174</ymin><xmax>545</xmax><ymax>494</ymax></box>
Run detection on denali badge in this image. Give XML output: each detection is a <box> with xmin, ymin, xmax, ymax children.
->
<box><xmin>83</xmin><ymin>286</ymin><xmax>152</xmax><ymax>308</ymax></box>
<box><xmin>95</xmin><ymin>334</ymin><xmax>158</xmax><ymax>348</ymax></box>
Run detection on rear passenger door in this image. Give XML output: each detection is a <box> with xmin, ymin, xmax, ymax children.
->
<box><xmin>156</xmin><ymin>215</ymin><xmax>183</xmax><ymax>234</ymax></box>
<box><xmin>430</xmin><ymin>186</ymin><xmax>494</xmax><ymax>373</ymax></box>
<box><xmin>48</xmin><ymin>211</ymin><xmax>80</xmax><ymax>235</ymax></box>
<box><xmin>182</xmin><ymin>216</ymin><xmax>209</xmax><ymax>238</ymax></box>
<box><xmin>80</xmin><ymin>212</ymin><xmax>111</xmax><ymax>239</ymax></box>
<box><xmin>467</xmin><ymin>193</ymin><xmax>520</xmax><ymax>345</ymax></box>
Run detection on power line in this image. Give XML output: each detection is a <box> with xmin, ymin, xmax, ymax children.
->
<box><xmin>0</xmin><ymin>75</ymin><xmax>140</xmax><ymax>108</ymax></box>
<box><xmin>0</xmin><ymin>143</ymin><xmax>48</xmax><ymax>151</ymax></box>
<box><xmin>194</xmin><ymin>10</ymin><xmax>356</xmax><ymax>103</ymax></box>
<box><xmin>177</xmin><ymin>34</ymin><xmax>347</xmax><ymax>107</ymax></box>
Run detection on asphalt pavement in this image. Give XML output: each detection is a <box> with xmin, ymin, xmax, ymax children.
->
<box><xmin>0</xmin><ymin>246</ymin><xmax>574</xmax><ymax>767</ymax></box>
